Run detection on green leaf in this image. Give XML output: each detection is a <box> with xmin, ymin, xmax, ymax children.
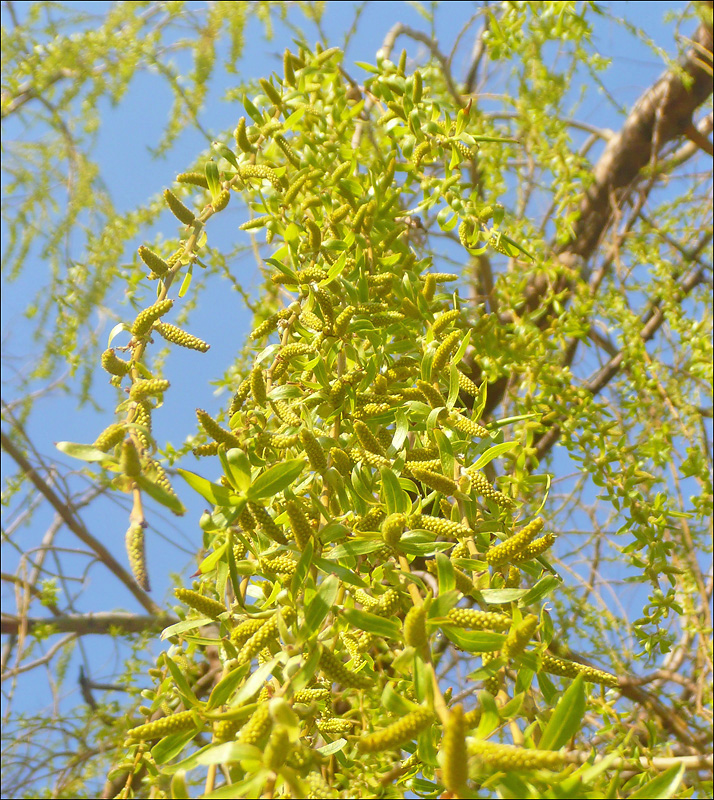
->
<box><xmin>539</xmin><ymin>674</ymin><xmax>586</xmax><ymax>750</ymax></box>
<box><xmin>435</xmin><ymin>551</ymin><xmax>455</xmax><ymax>593</ymax></box>
<box><xmin>469</xmin><ymin>441</ymin><xmax>519</xmax><ymax>471</ymax></box>
<box><xmin>429</xmin><ymin>590</ymin><xmax>460</xmax><ymax>618</ymax></box>
<box><xmin>520</xmin><ymin>575</ymin><xmax>561</xmax><ymax>606</ymax></box>
<box><xmin>205</xmin><ymin>159</ymin><xmax>221</xmax><ymax>199</ymax></box>
<box><xmin>197</xmin><ymin>541</ymin><xmax>228</xmax><ymax>575</ymax></box>
<box><xmin>282</xmin><ymin>105</ymin><xmax>306</xmax><ymax>131</ymax></box>
<box><xmin>165</xmin><ymin>654</ymin><xmax>200</xmax><ymax>707</ymax></box>
<box><xmin>223</xmin><ymin>448</ymin><xmax>252</xmax><ymax>493</ymax></box>
<box><xmin>629</xmin><ymin>764</ymin><xmax>685</xmax><ymax>799</ymax></box>
<box><xmin>135</xmin><ymin>474</ymin><xmax>186</xmax><ymax>516</ymax></box>
<box><xmin>441</xmin><ymin>626</ymin><xmax>505</xmax><ymax>653</ymax></box>
<box><xmin>242</xmin><ymin>94</ymin><xmax>263</xmax><ymax>123</ymax></box>
<box><xmin>56</xmin><ymin>441</ymin><xmax>116</xmax><ymax>464</ymax></box>
<box><xmin>206</xmin><ymin>665</ymin><xmax>246</xmax><ymax>711</ymax></box>
<box><xmin>341</xmin><ymin>607</ymin><xmax>401</xmax><ymax>640</ymax></box>
<box><xmin>246</xmin><ymin>458</ymin><xmax>305</xmax><ymax>500</ymax></box>
<box><xmin>301</xmin><ymin>574</ymin><xmax>339</xmax><ymax>638</ymax></box>
<box><xmin>177</xmin><ymin>469</ymin><xmax>236</xmax><ymax>506</ymax></box>
<box><xmin>475</xmin><ymin>690</ymin><xmax>500</xmax><ymax>738</ymax></box>
<box><xmin>380</xmin><ymin>467</ymin><xmax>408</xmax><ymax>514</ymax></box>
<box><xmin>178</xmin><ymin>262</ymin><xmax>193</xmax><ymax>298</ymax></box>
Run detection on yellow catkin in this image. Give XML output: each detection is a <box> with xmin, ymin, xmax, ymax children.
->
<box><xmin>163</xmin><ymin>189</ymin><xmax>195</xmax><ymax>225</ymax></box>
<box><xmin>127</xmin><ymin>710</ymin><xmax>198</xmax><ymax>741</ymax></box>
<box><xmin>154</xmin><ymin>323</ymin><xmax>210</xmax><ymax>352</ymax></box>
<box><xmin>261</xmin><ymin>554</ymin><xmax>297</xmax><ymax>576</ymax></box>
<box><xmin>410</xmin><ymin>467</ymin><xmax>457</xmax><ymax>496</ymax></box>
<box><xmin>415</xmin><ymin>380</ymin><xmax>445</xmax><ymax>409</ymax></box>
<box><xmin>353</xmin><ymin>420</ymin><xmax>386</xmax><ymax>456</ymax></box>
<box><xmin>442</xmin><ymin>705</ymin><xmax>469</xmax><ymax>797</ymax></box>
<box><xmin>448</xmin><ymin>412</ymin><xmax>488</xmax><ymax>438</ymax></box>
<box><xmin>413</xmin><ymin>141</ymin><xmax>431</xmax><ymax>170</ymax></box>
<box><xmin>250</xmin><ymin>366</ymin><xmax>267</xmax><ymax>406</ymax></box>
<box><xmin>125</xmin><ymin>523</ymin><xmax>150</xmax><ymax>591</ymax></box>
<box><xmin>456</xmin><ymin>370</ymin><xmax>481</xmax><ymax>397</ymax></box>
<box><xmin>541</xmin><ymin>653</ymin><xmax>619</xmax><ymax>688</ymax></box>
<box><xmin>213</xmin><ymin>718</ymin><xmax>242</xmax><ymax>742</ymax></box>
<box><xmin>247</xmin><ymin>502</ymin><xmax>288</xmax><ymax>545</ymax></box>
<box><xmin>196</xmin><ymin>408</ymin><xmax>241</xmax><ymax>448</ymax></box>
<box><xmin>446</xmin><ymin>608</ymin><xmax>511</xmax><ymax>631</ymax></box>
<box><xmin>300</xmin><ymin>429</ymin><xmax>327</xmax><ymax>472</ymax></box>
<box><xmin>357</xmin><ymin>708</ymin><xmax>434</xmax><ymax>753</ymax></box>
<box><xmin>410</xmin><ymin>514</ymin><xmax>471</xmax><ymax>539</ymax></box>
<box><xmin>234</xmin><ymin>117</ymin><xmax>254</xmax><ymax>153</ymax></box>
<box><xmin>319</xmin><ymin>646</ymin><xmax>372</xmax><ymax>690</ymax></box>
<box><xmin>293</xmin><ymin>687</ymin><xmax>331</xmax><ymax>703</ymax></box>
<box><xmin>316</xmin><ymin>718</ymin><xmax>354</xmax><ymax>734</ymax></box>
<box><xmin>212</xmin><ymin>189</ymin><xmax>230</xmax><ymax>212</ymax></box>
<box><xmin>468</xmin><ymin>740</ymin><xmax>566</xmax><ymax>771</ymax></box>
<box><xmin>131</xmin><ymin>298</ymin><xmax>174</xmax><ymax>337</ymax></box>
<box><xmin>285</xmin><ymin>500</ymin><xmax>313</xmax><ymax>551</ymax></box>
<box><xmin>468</xmin><ymin>469</ymin><xmax>514</xmax><ymax>510</ymax></box>
<box><xmin>512</xmin><ymin>532</ymin><xmax>556</xmax><ymax>563</ymax></box>
<box><xmin>94</xmin><ymin>423</ymin><xmax>126</xmax><ymax>452</ymax></box>
<box><xmin>502</xmin><ymin>614</ymin><xmax>539</xmax><ymax>661</ymax></box>
<box><xmin>230</xmin><ymin>617</ymin><xmax>266</xmax><ymax>646</ymax></box>
<box><xmin>174</xmin><ymin>588</ymin><xmax>227</xmax><ymax>619</ymax></box>
<box><xmin>236</xmin><ymin>608</ymin><xmax>295</xmax><ymax>665</ymax></box>
<box><xmin>176</xmin><ymin>171</ymin><xmax>209</xmax><ymax>189</ymax></box>
<box><xmin>100</xmin><ymin>348</ymin><xmax>130</xmax><ymax>377</ymax></box>
<box><xmin>432</xmin><ymin>330</ymin><xmax>461</xmax><ymax>374</ymax></box>
<box><xmin>129</xmin><ymin>378</ymin><xmax>170</xmax><ymax>400</ymax></box>
<box><xmin>404</xmin><ymin>605</ymin><xmax>428</xmax><ymax>649</ymax></box>
<box><xmin>239</xmin><ymin>164</ymin><xmax>281</xmax><ymax>189</ymax></box>
<box><xmin>264</xmin><ymin>725</ymin><xmax>291</xmax><ymax>772</ymax></box>
<box><xmin>238</xmin><ymin>703</ymin><xmax>272</xmax><ymax>745</ymax></box>
<box><xmin>382</xmin><ymin>513</ymin><xmax>406</xmax><ymax>548</ymax></box>
<box><xmin>485</xmin><ymin>518</ymin><xmax>545</xmax><ymax>566</ymax></box>
<box><xmin>432</xmin><ymin>308</ymin><xmax>460</xmax><ymax>337</ymax></box>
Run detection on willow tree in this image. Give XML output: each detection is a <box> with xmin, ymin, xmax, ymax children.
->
<box><xmin>2</xmin><ymin>3</ymin><xmax>712</xmax><ymax>798</ymax></box>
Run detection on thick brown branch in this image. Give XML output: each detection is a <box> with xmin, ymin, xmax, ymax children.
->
<box><xmin>1</xmin><ymin>612</ymin><xmax>175</xmax><ymax>637</ymax></box>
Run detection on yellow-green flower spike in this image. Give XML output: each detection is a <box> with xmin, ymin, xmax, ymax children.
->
<box><xmin>448</xmin><ymin>412</ymin><xmax>488</xmax><ymax>438</ymax></box>
<box><xmin>213</xmin><ymin>718</ymin><xmax>242</xmax><ymax>742</ymax></box>
<box><xmin>415</xmin><ymin>380</ymin><xmax>445</xmax><ymax>409</ymax></box>
<box><xmin>264</xmin><ymin>725</ymin><xmax>291</xmax><ymax>772</ymax></box>
<box><xmin>316</xmin><ymin>718</ymin><xmax>354</xmax><ymax>734</ymax></box>
<box><xmin>229</xmin><ymin>379</ymin><xmax>252</xmax><ymax>415</ymax></box>
<box><xmin>238</xmin><ymin>703</ymin><xmax>272</xmax><ymax>745</ymax></box>
<box><xmin>446</xmin><ymin>608</ymin><xmax>511</xmax><ymax>631</ymax></box>
<box><xmin>239</xmin><ymin>164</ymin><xmax>281</xmax><ymax>189</ymax></box>
<box><xmin>250</xmin><ymin>366</ymin><xmax>267</xmax><ymax>406</ymax></box>
<box><xmin>432</xmin><ymin>330</ymin><xmax>461</xmax><ymax>374</ymax></box>
<box><xmin>485</xmin><ymin>518</ymin><xmax>545</xmax><ymax>566</ymax></box>
<box><xmin>154</xmin><ymin>322</ymin><xmax>210</xmax><ymax>352</ymax></box>
<box><xmin>163</xmin><ymin>189</ymin><xmax>195</xmax><ymax>225</ymax></box>
<box><xmin>512</xmin><ymin>532</ymin><xmax>556</xmax><ymax>563</ymax></box>
<box><xmin>375</xmin><ymin>588</ymin><xmax>400</xmax><ymax>616</ymax></box>
<box><xmin>129</xmin><ymin>378</ymin><xmax>170</xmax><ymax>400</ymax></box>
<box><xmin>230</xmin><ymin>617</ymin><xmax>266</xmax><ymax>646</ymax></box>
<box><xmin>319</xmin><ymin>646</ymin><xmax>372</xmax><ymax>690</ymax></box>
<box><xmin>196</xmin><ymin>408</ymin><xmax>241</xmax><ymax>448</ymax></box>
<box><xmin>541</xmin><ymin>653</ymin><xmax>619</xmax><ymax>689</ymax></box>
<box><xmin>131</xmin><ymin>298</ymin><xmax>174</xmax><ymax>337</ymax></box>
<box><xmin>192</xmin><ymin>442</ymin><xmax>219</xmax><ymax>457</ymax></box>
<box><xmin>354</xmin><ymin>507</ymin><xmax>386</xmax><ymax>532</ymax></box>
<box><xmin>261</xmin><ymin>554</ymin><xmax>297</xmax><ymax>576</ymax></box>
<box><xmin>93</xmin><ymin>423</ymin><xmax>126</xmax><ymax>452</ymax></box>
<box><xmin>431</xmin><ymin>308</ymin><xmax>460</xmax><ymax>337</ymax></box>
<box><xmin>353</xmin><ymin>420</ymin><xmax>386</xmax><ymax>457</ymax></box>
<box><xmin>357</xmin><ymin>707</ymin><xmax>434</xmax><ymax>753</ymax></box>
<box><xmin>286</xmin><ymin>500</ymin><xmax>313</xmax><ymax>551</ymax></box>
<box><xmin>300</xmin><ymin>429</ymin><xmax>327</xmax><ymax>472</ymax></box>
<box><xmin>234</xmin><ymin>117</ymin><xmax>254</xmax><ymax>153</ymax></box>
<box><xmin>212</xmin><ymin>189</ymin><xmax>230</xmax><ymax>212</ymax></box>
<box><xmin>237</xmin><ymin>608</ymin><xmax>295</xmax><ymax>665</ymax></box>
<box><xmin>468</xmin><ymin>469</ymin><xmax>514</xmax><ymax>509</ymax></box>
<box><xmin>468</xmin><ymin>740</ymin><xmax>566</xmax><ymax>771</ymax></box>
<box><xmin>125</xmin><ymin>523</ymin><xmax>150</xmax><ymax>591</ymax></box>
<box><xmin>127</xmin><ymin>709</ymin><xmax>198</xmax><ymax>741</ymax></box>
<box><xmin>502</xmin><ymin>614</ymin><xmax>538</xmax><ymax>661</ymax></box>
<box><xmin>247</xmin><ymin>501</ymin><xmax>289</xmax><ymax>545</ymax></box>
<box><xmin>137</xmin><ymin>245</ymin><xmax>170</xmax><ymax>278</ymax></box>
<box><xmin>176</xmin><ymin>171</ymin><xmax>209</xmax><ymax>189</ymax></box>
<box><xmin>174</xmin><ymin>588</ymin><xmax>227</xmax><ymax>619</ymax></box>
<box><xmin>293</xmin><ymin>688</ymin><xmax>331</xmax><ymax>703</ymax></box>
<box><xmin>404</xmin><ymin>604</ymin><xmax>428</xmax><ymax>649</ymax></box>
<box><xmin>410</xmin><ymin>467</ymin><xmax>457</xmax><ymax>496</ymax></box>
<box><xmin>413</xmin><ymin>141</ymin><xmax>431</xmax><ymax>170</ymax></box>
<box><xmin>382</xmin><ymin>513</ymin><xmax>406</xmax><ymax>548</ymax></box>
<box><xmin>442</xmin><ymin>705</ymin><xmax>469</xmax><ymax>797</ymax></box>
<box><xmin>410</xmin><ymin>514</ymin><xmax>471</xmax><ymax>539</ymax></box>
<box><xmin>456</xmin><ymin>370</ymin><xmax>481</xmax><ymax>398</ymax></box>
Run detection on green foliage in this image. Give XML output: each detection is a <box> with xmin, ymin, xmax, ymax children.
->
<box><xmin>2</xmin><ymin>3</ymin><xmax>711</xmax><ymax>799</ymax></box>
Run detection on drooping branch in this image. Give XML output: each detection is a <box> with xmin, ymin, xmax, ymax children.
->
<box><xmin>0</xmin><ymin>431</ymin><xmax>164</xmax><ymax>616</ymax></box>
